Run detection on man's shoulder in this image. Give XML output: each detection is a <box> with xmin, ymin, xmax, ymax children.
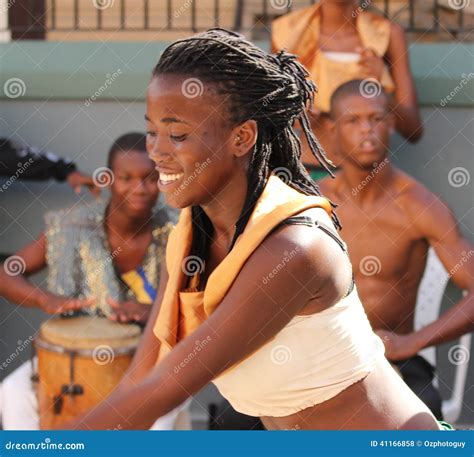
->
<box><xmin>393</xmin><ymin>169</ymin><xmax>453</xmax><ymax>231</ymax></box>
<box><xmin>394</xmin><ymin>169</ymin><xmax>443</xmax><ymax>208</ymax></box>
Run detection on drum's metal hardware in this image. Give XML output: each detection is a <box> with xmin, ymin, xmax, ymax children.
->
<box><xmin>30</xmin><ymin>340</ymin><xmax>39</xmax><ymax>383</ymax></box>
<box><xmin>52</xmin><ymin>351</ymin><xmax>84</xmax><ymax>415</ymax></box>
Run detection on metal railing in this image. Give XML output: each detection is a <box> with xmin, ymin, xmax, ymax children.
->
<box><xmin>5</xmin><ymin>0</ymin><xmax>473</xmax><ymax>40</ymax></box>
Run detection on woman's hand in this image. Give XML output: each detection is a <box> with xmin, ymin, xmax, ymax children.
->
<box><xmin>38</xmin><ymin>292</ymin><xmax>93</xmax><ymax>314</ymax></box>
<box><xmin>357</xmin><ymin>47</ymin><xmax>384</xmax><ymax>81</ymax></box>
<box><xmin>108</xmin><ymin>298</ymin><xmax>151</xmax><ymax>325</ymax></box>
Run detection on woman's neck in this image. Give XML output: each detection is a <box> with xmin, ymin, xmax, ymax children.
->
<box><xmin>105</xmin><ymin>203</ymin><xmax>151</xmax><ymax>239</ymax></box>
<box><xmin>200</xmin><ymin>172</ymin><xmax>249</xmax><ymax>251</ymax></box>
<box><xmin>320</xmin><ymin>1</ymin><xmax>358</xmax><ymax>31</ymax></box>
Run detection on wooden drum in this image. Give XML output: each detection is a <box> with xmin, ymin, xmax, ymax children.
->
<box><xmin>35</xmin><ymin>316</ymin><xmax>141</xmax><ymax>429</ymax></box>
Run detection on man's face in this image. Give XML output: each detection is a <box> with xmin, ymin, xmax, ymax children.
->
<box><xmin>331</xmin><ymin>94</ymin><xmax>394</xmax><ymax>170</ymax></box>
<box><xmin>331</xmin><ymin>94</ymin><xmax>394</xmax><ymax>169</ymax></box>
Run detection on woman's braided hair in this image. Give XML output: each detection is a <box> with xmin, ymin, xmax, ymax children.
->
<box><xmin>152</xmin><ymin>28</ymin><xmax>338</xmax><ymax>280</ymax></box>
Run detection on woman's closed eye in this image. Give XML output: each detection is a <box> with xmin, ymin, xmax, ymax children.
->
<box><xmin>170</xmin><ymin>134</ymin><xmax>188</xmax><ymax>143</ymax></box>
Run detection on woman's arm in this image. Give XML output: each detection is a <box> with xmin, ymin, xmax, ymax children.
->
<box><xmin>117</xmin><ymin>261</ymin><xmax>169</xmax><ymax>388</ymax></box>
<box><xmin>68</xmin><ymin>223</ymin><xmax>346</xmax><ymax>430</ymax></box>
<box><xmin>0</xmin><ymin>233</ymin><xmax>88</xmax><ymax>313</ymax></box>
<box><xmin>386</xmin><ymin>22</ymin><xmax>423</xmax><ymax>142</ymax></box>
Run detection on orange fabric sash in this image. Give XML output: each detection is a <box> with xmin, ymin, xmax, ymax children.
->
<box><xmin>153</xmin><ymin>174</ymin><xmax>332</xmax><ymax>361</ymax></box>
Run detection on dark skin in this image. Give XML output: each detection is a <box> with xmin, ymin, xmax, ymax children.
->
<box><xmin>66</xmin><ymin>170</ymin><xmax>101</xmax><ymax>197</ymax></box>
<box><xmin>0</xmin><ymin>151</ymin><xmax>160</xmax><ymax>325</ymax></box>
<box><xmin>283</xmin><ymin>0</ymin><xmax>422</xmax><ymax>165</ymax></box>
<box><xmin>319</xmin><ymin>93</ymin><xmax>474</xmax><ymax>361</ymax></box>
<box><xmin>64</xmin><ymin>74</ymin><xmax>439</xmax><ymax>431</ymax></box>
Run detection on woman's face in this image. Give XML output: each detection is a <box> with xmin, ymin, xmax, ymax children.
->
<box><xmin>145</xmin><ymin>74</ymin><xmax>244</xmax><ymax>209</ymax></box>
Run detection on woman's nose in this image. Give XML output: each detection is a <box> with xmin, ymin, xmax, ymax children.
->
<box><xmin>147</xmin><ymin>139</ymin><xmax>170</xmax><ymax>163</ymax></box>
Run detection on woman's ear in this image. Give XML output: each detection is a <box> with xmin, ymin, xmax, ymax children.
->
<box><xmin>232</xmin><ymin>120</ymin><xmax>258</xmax><ymax>158</ymax></box>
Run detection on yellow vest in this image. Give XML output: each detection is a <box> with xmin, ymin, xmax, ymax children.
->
<box><xmin>272</xmin><ymin>4</ymin><xmax>395</xmax><ymax>112</ymax></box>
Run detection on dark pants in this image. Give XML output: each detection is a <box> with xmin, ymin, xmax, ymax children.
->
<box><xmin>393</xmin><ymin>355</ymin><xmax>444</xmax><ymax>420</ymax></box>
<box><xmin>209</xmin><ymin>400</ymin><xmax>264</xmax><ymax>430</ymax></box>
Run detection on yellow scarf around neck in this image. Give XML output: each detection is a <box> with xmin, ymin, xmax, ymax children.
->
<box><xmin>153</xmin><ymin>174</ymin><xmax>332</xmax><ymax>361</ymax></box>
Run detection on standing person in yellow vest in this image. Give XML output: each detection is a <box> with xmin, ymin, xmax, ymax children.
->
<box><xmin>65</xmin><ymin>29</ymin><xmax>444</xmax><ymax>431</ymax></box>
<box><xmin>271</xmin><ymin>0</ymin><xmax>422</xmax><ymax>180</ymax></box>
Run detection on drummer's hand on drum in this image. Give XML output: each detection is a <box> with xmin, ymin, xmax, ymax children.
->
<box><xmin>107</xmin><ymin>298</ymin><xmax>151</xmax><ymax>325</ymax></box>
<box><xmin>39</xmin><ymin>292</ymin><xmax>94</xmax><ymax>314</ymax></box>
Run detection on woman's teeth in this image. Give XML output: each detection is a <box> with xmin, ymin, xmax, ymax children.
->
<box><xmin>159</xmin><ymin>172</ymin><xmax>184</xmax><ymax>183</ymax></box>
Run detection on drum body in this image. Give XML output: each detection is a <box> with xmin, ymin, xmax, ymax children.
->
<box><xmin>35</xmin><ymin>316</ymin><xmax>141</xmax><ymax>429</ymax></box>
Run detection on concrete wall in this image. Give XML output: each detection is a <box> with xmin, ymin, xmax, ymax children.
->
<box><xmin>0</xmin><ymin>40</ymin><xmax>473</xmax><ymax>426</ymax></box>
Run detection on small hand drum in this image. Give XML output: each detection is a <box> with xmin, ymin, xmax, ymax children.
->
<box><xmin>35</xmin><ymin>315</ymin><xmax>141</xmax><ymax>429</ymax></box>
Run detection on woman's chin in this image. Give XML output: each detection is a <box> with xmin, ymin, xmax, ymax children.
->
<box><xmin>164</xmin><ymin>193</ymin><xmax>191</xmax><ymax>210</ymax></box>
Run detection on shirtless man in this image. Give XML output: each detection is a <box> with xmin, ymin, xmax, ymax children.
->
<box><xmin>319</xmin><ymin>80</ymin><xmax>474</xmax><ymax>419</ymax></box>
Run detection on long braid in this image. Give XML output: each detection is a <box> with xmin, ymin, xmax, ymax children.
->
<box><xmin>152</xmin><ymin>28</ymin><xmax>339</xmax><ymax>279</ymax></box>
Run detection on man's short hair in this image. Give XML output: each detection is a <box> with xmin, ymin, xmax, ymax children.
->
<box><xmin>107</xmin><ymin>132</ymin><xmax>147</xmax><ymax>169</ymax></box>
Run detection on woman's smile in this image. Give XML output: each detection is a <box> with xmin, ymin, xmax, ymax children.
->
<box><xmin>157</xmin><ymin>170</ymin><xmax>185</xmax><ymax>191</ymax></box>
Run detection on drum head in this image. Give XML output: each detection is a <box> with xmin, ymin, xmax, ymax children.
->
<box><xmin>38</xmin><ymin>316</ymin><xmax>141</xmax><ymax>350</ymax></box>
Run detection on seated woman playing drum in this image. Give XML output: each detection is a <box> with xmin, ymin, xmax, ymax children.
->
<box><xmin>66</xmin><ymin>29</ymin><xmax>442</xmax><ymax>431</ymax></box>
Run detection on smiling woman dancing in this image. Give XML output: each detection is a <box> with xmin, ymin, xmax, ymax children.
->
<box><xmin>68</xmin><ymin>28</ymin><xmax>441</xmax><ymax>430</ymax></box>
